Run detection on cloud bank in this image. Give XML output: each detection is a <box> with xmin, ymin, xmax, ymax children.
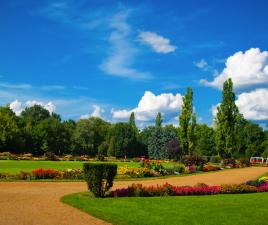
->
<box><xmin>201</xmin><ymin>48</ymin><xmax>268</xmax><ymax>89</ymax></box>
<box><xmin>9</xmin><ymin>100</ymin><xmax>56</xmax><ymax>115</ymax></box>
<box><xmin>112</xmin><ymin>91</ymin><xmax>183</xmax><ymax>124</ymax></box>
<box><xmin>80</xmin><ymin>105</ymin><xmax>105</xmax><ymax>119</ymax></box>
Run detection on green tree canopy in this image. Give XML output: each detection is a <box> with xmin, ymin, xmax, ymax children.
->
<box><xmin>107</xmin><ymin>122</ymin><xmax>137</xmax><ymax>158</ymax></box>
<box><xmin>73</xmin><ymin>117</ymin><xmax>110</xmax><ymax>156</ymax></box>
<box><xmin>0</xmin><ymin>106</ymin><xmax>23</xmax><ymax>152</ymax></box>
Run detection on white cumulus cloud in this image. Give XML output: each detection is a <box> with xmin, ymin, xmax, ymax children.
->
<box><xmin>9</xmin><ymin>100</ymin><xmax>56</xmax><ymax>115</ymax></box>
<box><xmin>138</xmin><ymin>31</ymin><xmax>177</xmax><ymax>54</ymax></box>
<box><xmin>9</xmin><ymin>100</ymin><xmax>23</xmax><ymax>115</ymax></box>
<box><xmin>26</xmin><ymin>101</ymin><xmax>56</xmax><ymax>114</ymax></box>
<box><xmin>236</xmin><ymin>88</ymin><xmax>268</xmax><ymax>121</ymax></box>
<box><xmin>80</xmin><ymin>105</ymin><xmax>105</xmax><ymax>119</ymax></box>
<box><xmin>112</xmin><ymin>91</ymin><xmax>183</xmax><ymax>123</ymax></box>
<box><xmin>212</xmin><ymin>88</ymin><xmax>268</xmax><ymax>121</ymax></box>
<box><xmin>200</xmin><ymin>48</ymin><xmax>268</xmax><ymax>89</ymax></box>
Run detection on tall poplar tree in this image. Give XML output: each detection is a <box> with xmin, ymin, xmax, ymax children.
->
<box><xmin>129</xmin><ymin>112</ymin><xmax>138</xmax><ymax>134</ymax></box>
<box><xmin>179</xmin><ymin>87</ymin><xmax>196</xmax><ymax>155</ymax></box>
<box><xmin>155</xmin><ymin>112</ymin><xmax>163</xmax><ymax>127</ymax></box>
<box><xmin>215</xmin><ymin>78</ymin><xmax>239</xmax><ymax>158</ymax></box>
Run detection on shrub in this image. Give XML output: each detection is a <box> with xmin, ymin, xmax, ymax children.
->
<box><xmin>118</xmin><ymin>167</ymin><xmax>156</xmax><ymax>178</ymax></box>
<box><xmin>60</xmin><ymin>169</ymin><xmax>84</xmax><ymax>179</ymax></box>
<box><xmin>186</xmin><ymin>165</ymin><xmax>197</xmax><ymax>173</ymax></box>
<box><xmin>83</xmin><ymin>163</ymin><xmax>117</xmax><ymax>197</ymax></box>
<box><xmin>173</xmin><ymin>185</ymin><xmax>221</xmax><ymax>196</ymax></box>
<box><xmin>239</xmin><ymin>158</ymin><xmax>250</xmax><ymax>167</ymax></box>
<box><xmin>258</xmin><ymin>176</ymin><xmax>268</xmax><ymax>183</ymax></box>
<box><xmin>165</xmin><ymin>138</ymin><xmax>181</xmax><ymax>159</ymax></box>
<box><xmin>32</xmin><ymin>168</ymin><xmax>59</xmax><ymax>179</ymax></box>
<box><xmin>210</xmin><ymin>155</ymin><xmax>221</xmax><ymax>163</ymax></box>
<box><xmin>0</xmin><ymin>172</ymin><xmax>13</xmax><ymax>179</ymax></box>
<box><xmin>203</xmin><ymin>164</ymin><xmax>221</xmax><ymax>172</ymax></box>
<box><xmin>110</xmin><ymin>183</ymin><xmax>221</xmax><ymax>197</ymax></box>
<box><xmin>223</xmin><ymin>158</ymin><xmax>236</xmax><ymax>167</ymax></box>
<box><xmin>78</xmin><ymin>156</ymin><xmax>90</xmax><ymax>161</ymax></box>
<box><xmin>62</xmin><ymin>155</ymin><xmax>74</xmax><ymax>161</ymax></box>
<box><xmin>195</xmin><ymin>183</ymin><xmax>208</xmax><ymax>187</ymax></box>
<box><xmin>245</xmin><ymin>179</ymin><xmax>265</xmax><ymax>187</ymax></box>
<box><xmin>44</xmin><ymin>152</ymin><xmax>59</xmax><ymax>161</ymax></box>
<box><xmin>165</xmin><ymin>164</ymin><xmax>185</xmax><ymax>175</ymax></box>
<box><xmin>147</xmin><ymin>161</ymin><xmax>166</xmax><ymax>175</ymax></box>
<box><xmin>220</xmin><ymin>184</ymin><xmax>256</xmax><ymax>194</ymax></box>
<box><xmin>181</xmin><ymin>155</ymin><xmax>206</xmax><ymax>166</ymax></box>
<box><xmin>257</xmin><ymin>183</ymin><xmax>268</xmax><ymax>192</ymax></box>
<box><xmin>17</xmin><ymin>171</ymin><xmax>31</xmax><ymax>180</ymax></box>
<box><xmin>96</xmin><ymin>154</ymin><xmax>105</xmax><ymax>161</ymax></box>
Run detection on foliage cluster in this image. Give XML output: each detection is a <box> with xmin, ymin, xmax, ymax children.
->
<box><xmin>83</xmin><ymin>163</ymin><xmax>117</xmax><ymax>197</ymax></box>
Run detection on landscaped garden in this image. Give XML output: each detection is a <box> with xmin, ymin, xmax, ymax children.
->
<box><xmin>0</xmin><ymin>78</ymin><xmax>268</xmax><ymax>224</ymax></box>
<box><xmin>0</xmin><ymin>153</ymin><xmax>251</xmax><ymax>181</ymax></box>
<box><xmin>58</xmin><ymin>162</ymin><xmax>268</xmax><ymax>225</ymax></box>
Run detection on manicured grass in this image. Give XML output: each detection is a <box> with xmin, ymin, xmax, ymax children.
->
<box><xmin>62</xmin><ymin>192</ymin><xmax>268</xmax><ymax>225</ymax></box>
<box><xmin>0</xmin><ymin>160</ymin><xmax>140</xmax><ymax>174</ymax></box>
<box><xmin>0</xmin><ymin>160</ymin><xmax>178</xmax><ymax>174</ymax></box>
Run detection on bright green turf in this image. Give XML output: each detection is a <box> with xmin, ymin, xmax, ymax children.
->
<box><xmin>0</xmin><ymin>160</ymin><xmax>178</xmax><ymax>174</ymax></box>
<box><xmin>0</xmin><ymin>160</ymin><xmax>140</xmax><ymax>174</ymax></box>
<box><xmin>62</xmin><ymin>192</ymin><xmax>268</xmax><ymax>225</ymax></box>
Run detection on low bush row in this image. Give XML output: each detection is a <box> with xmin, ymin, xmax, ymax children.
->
<box><xmin>0</xmin><ymin>168</ymin><xmax>84</xmax><ymax>180</ymax></box>
<box><xmin>108</xmin><ymin>182</ymin><xmax>268</xmax><ymax>197</ymax></box>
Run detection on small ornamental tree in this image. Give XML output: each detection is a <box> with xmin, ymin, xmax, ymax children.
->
<box><xmin>165</xmin><ymin>138</ymin><xmax>182</xmax><ymax>160</ymax></box>
<box><xmin>148</xmin><ymin>127</ymin><xmax>177</xmax><ymax>159</ymax></box>
<box><xmin>83</xmin><ymin>163</ymin><xmax>117</xmax><ymax>197</ymax></box>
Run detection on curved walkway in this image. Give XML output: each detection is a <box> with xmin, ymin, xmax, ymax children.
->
<box><xmin>0</xmin><ymin>167</ymin><xmax>267</xmax><ymax>225</ymax></box>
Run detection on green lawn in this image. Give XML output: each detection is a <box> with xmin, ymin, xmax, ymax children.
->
<box><xmin>0</xmin><ymin>160</ymin><xmax>178</xmax><ymax>174</ymax></box>
<box><xmin>0</xmin><ymin>160</ymin><xmax>142</xmax><ymax>174</ymax></box>
<box><xmin>62</xmin><ymin>192</ymin><xmax>268</xmax><ymax>225</ymax></box>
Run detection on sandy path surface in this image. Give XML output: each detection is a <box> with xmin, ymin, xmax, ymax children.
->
<box><xmin>0</xmin><ymin>167</ymin><xmax>267</xmax><ymax>225</ymax></box>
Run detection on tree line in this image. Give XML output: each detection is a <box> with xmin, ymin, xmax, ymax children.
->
<box><xmin>0</xmin><ymin>78</ymin><xmax>267</xmax><ymax>159</ymax></box>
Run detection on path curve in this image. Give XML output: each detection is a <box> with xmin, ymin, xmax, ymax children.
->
<box><xmin>0</xmin><ymin>167</ymin><xmax>267</xmax><ymax>225</ymax></box>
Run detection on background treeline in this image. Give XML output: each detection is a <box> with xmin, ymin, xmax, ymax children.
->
<box><xmin>0</xmin><ymin>78</ymin><xmax>268</xmax><ymax>159</ymax></box>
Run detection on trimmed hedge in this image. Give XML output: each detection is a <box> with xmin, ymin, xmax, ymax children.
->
<box><xmin>83</xmin><ymin>163</ymin><xmax>117</xmax><ymax>197</ymax></box>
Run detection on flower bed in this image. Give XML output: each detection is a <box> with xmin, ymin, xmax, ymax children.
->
<box><xmin>108</xmin><ymin>182</ymin><xmax>268</xmax><ymax>197</ymax></box>
<box><xmin>118</xmin><ymin>167</ymin><xmax>157</xmax><ymax>178</ymax></box>
<box><xmin>0</xmin><ymin>168</ymin><xmax>84</xmax><ymax>180</ymax></box>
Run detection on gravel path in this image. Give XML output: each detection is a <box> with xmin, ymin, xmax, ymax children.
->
<box><xmin>0</xmin><ymin>167</ymin><xmax>267</xmax><ymax>225</ymax></box>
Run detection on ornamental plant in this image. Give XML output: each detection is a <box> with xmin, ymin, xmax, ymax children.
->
<box><xmin>203</xmin><ymin>164</ymin><xmax>221</xmax><ymax>172</ymax></box>
<box><xmin>118</xmin><ymin>167</ymin><xmax>156</xmax><ymax>178</ymax></box>
<box><xmin>181</xmin><ymin>155</ymin><xmax>206</xmax><ymax>166</ymax></box>
<box><xmin>256</xmin><ymin>183</ymin><xmax>268</xmax><ymax>192</ymax></box>
<box><xmin>109</xmin><ymin>183</ymin><xmax>221</xmax><ymax>197</ymax></box>
<box><xmin>258</xmin><ymin>176</ymin><xmax>268</xmax><ymax>183</ymax></box>
<box><xmin>223</xmin><ymin>158</ymin><xmax>236</xmax><ymax>168</ymax></box>
<box><xmin>83</xmin><ymin>163</ymin><xmax>117</xmax><ymax>198</ymax></box>
<box><xmin>173</xmin><ymin>185</ymin><xmax>221</xmax><ymax>196</ymax></box>
<box><xmin>32</xmin><ymin>168</ymin><xmax>59</xmax><ymax>179</ymax></box>
<box><xmin>220</xmin><ymin>184</ymin><xmax>256</xmax><ymax>194</ymax></box>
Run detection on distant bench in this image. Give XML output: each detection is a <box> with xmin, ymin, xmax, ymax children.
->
<box><xmin>250</xmin><ymin>157</ymin><xmax>268</xmax><ymax>165</ymax></box>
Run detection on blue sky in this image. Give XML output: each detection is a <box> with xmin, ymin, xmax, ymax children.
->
<box><xmin>1</xmin><ymin>0</ymin><xmax>268</xmax><ymax>126</ymax></box>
